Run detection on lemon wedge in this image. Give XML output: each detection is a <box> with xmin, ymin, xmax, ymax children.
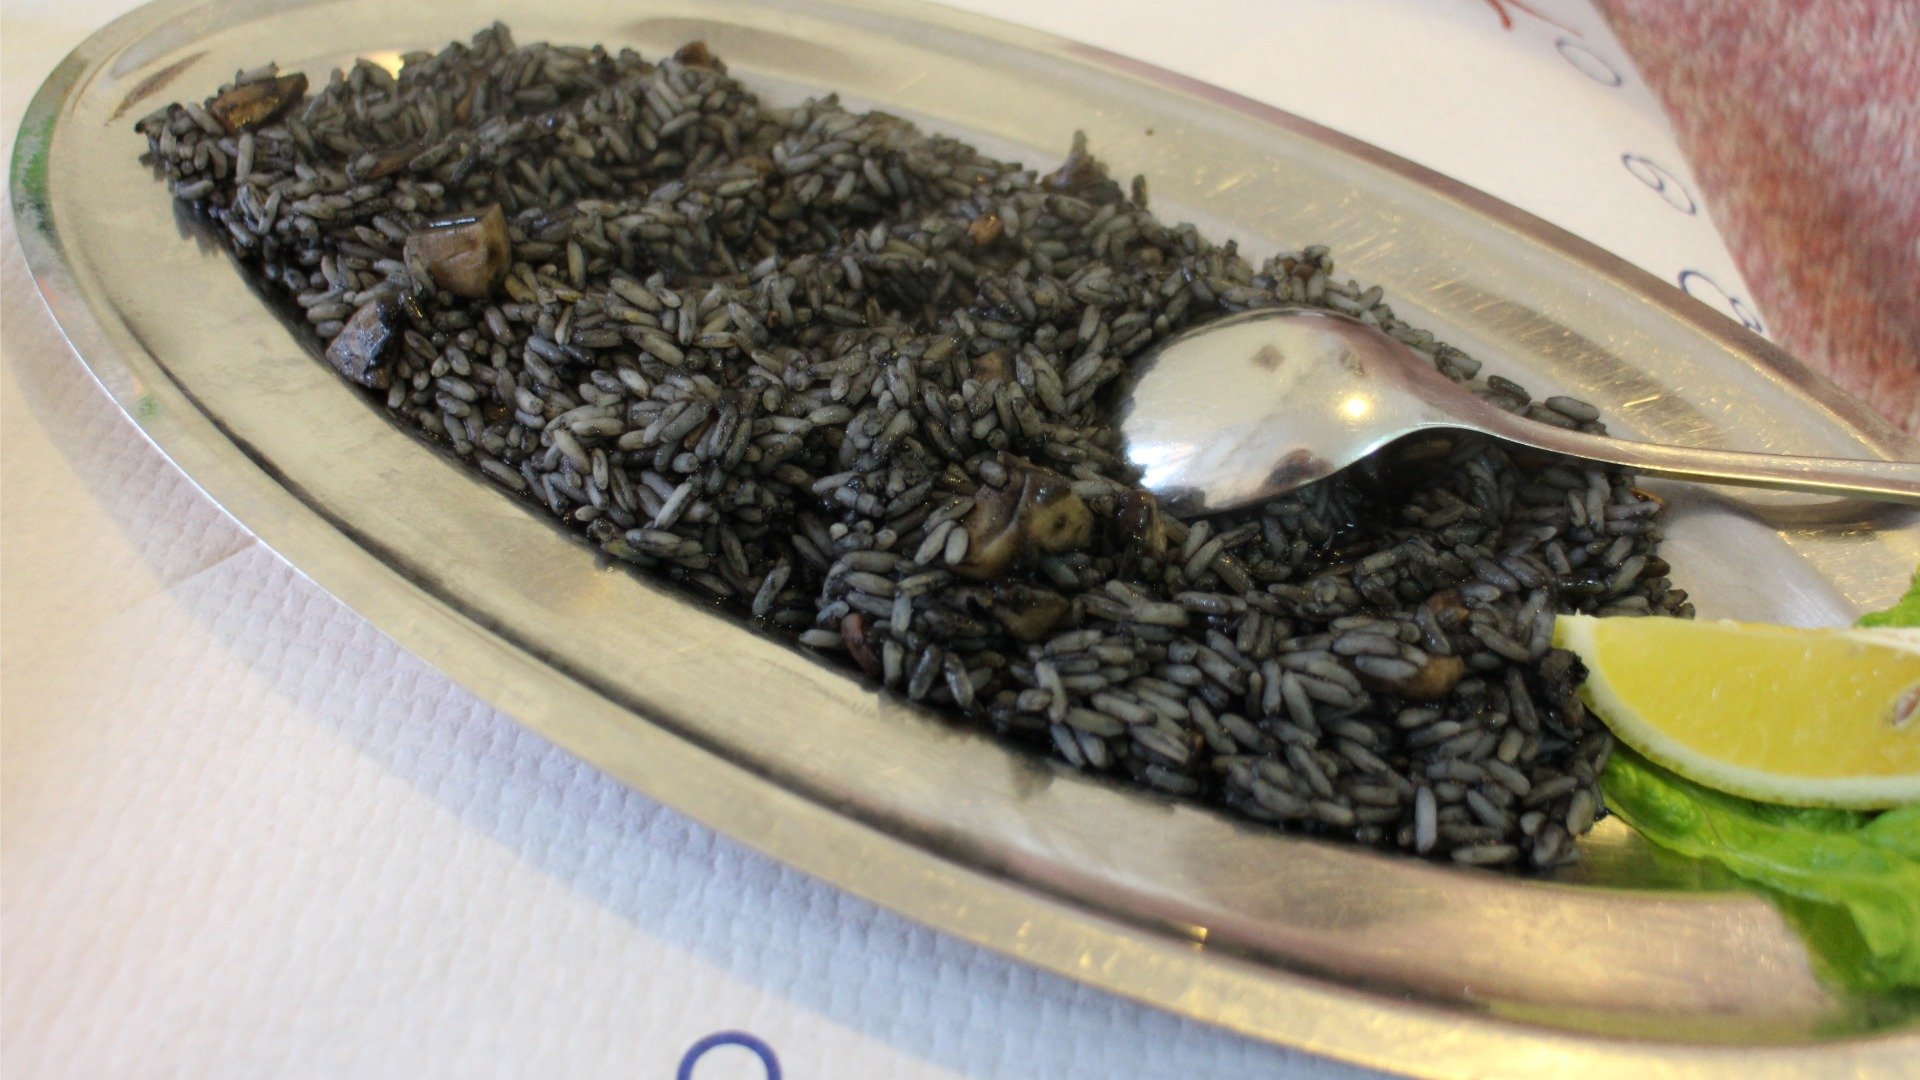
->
<box><xmin>1554</xmin><ymin>615</ymin><xmax>1920</xmax><ymax>809</ymax></box>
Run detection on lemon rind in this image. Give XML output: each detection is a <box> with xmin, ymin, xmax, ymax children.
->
<box><xmin>1555</xmin><ymin>615</ymin><xmax>1920</xmax><ymax>811</ymax></box>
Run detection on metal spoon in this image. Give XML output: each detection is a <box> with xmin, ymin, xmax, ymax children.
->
<box><xmin>1116</xmin><ymin>307</ymin><xmax>1920</xmax><ymax>515</ymax></box>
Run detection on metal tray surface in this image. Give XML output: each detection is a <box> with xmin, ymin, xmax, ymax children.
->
<box><xmin>14</xmin><ymin>1</ymin><xmax>1920</xmax><ymax>1075</ymax></box>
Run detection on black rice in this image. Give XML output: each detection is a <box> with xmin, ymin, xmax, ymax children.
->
<box><xmin>137</xmin><ymin>25</ymin><xmax>1690</xmax><ymax>869</ymax></box>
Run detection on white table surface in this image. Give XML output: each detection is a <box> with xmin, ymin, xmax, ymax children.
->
<box><xmin>1</xmin><ymin>2</ymin><xmax>1751</xmax><ymax>1076</ymax></box>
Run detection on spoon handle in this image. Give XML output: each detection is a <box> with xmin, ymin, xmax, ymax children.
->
<box><xmin>1486</xmin><ymin>417</ymin><xmax>1920</xmax><ymax>506</ymax></box>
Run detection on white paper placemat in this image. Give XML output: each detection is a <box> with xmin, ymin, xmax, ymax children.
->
<box><xmin>0</xmin><ymin>3</ymin><xmax>1758</xmax><ymax>1076</ymax></box>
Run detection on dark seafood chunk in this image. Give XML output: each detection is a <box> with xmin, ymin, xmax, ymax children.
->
<box><xmin>956</xmin><ymin>460</ymin><xmax>1092</xmax><ymax>580</ymax></box>
<box><xmin>970</xmin><ymin>348</ymin><xmax>1011</xmax><ymax>385</ymax></box>
<box><xmin>1360</xmin><ymin>653</ymin><xmax>1465</xmax><ymax>701</ymax></box>
<box><xmin>325</xmin><ymin>297</ymin><xmax>397</xmax><ymax>388</ymax></box>
<box><xmin>987</xmin><ymin>583</ymin><xmax>1072</xmax><ymax>642</ymax></box>
<box><xmin>404</xmin><ymin>205</ymin><xmax>510</xmax><ymax>299</ymax></box>
<box><xmin>205</xmin><ymin>73</ymin><xmax>307</xmax><ymax>134</ymax></box>
<box><xmin>1111</xmin><ymin>489</ymin><xmax>1169</xmax><ymax>560</ymax></box>
<box><xmin>357</xmin><ymin>139</ymin><xmax>422</xmax><ymax>181</ymax></box>
<box><xmin>841</xmin><ymin>612</ymin><xmax>880</xmax><ymax>676</ymax></box>
<box><xmin>672</xmin><ymin>41</ymin><xmax>725</xmax><ymax>71</ymax></box>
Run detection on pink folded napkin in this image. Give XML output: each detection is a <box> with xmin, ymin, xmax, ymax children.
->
<box><xmin>1598</xmin><ymin>0</ymin><xmax>1920</xmax><ymax>435</ymax></box>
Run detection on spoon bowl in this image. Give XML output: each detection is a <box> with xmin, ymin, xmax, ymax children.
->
<box><xmin>1116</xmin><ymin>307</ymin><xmax>1920</xmax><ymax>515</ymax></box>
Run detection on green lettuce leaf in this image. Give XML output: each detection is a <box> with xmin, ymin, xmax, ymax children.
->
<box><xmin>1601</xmin><ymin>751</ymin><xmax>1920</xmax><ymax>991</ymax></box>
<box><xmin>1856</xmin><ymin>567</ymin><xmax>1920</xmax><ymax>628</ymax></box>
<box><xmin>1596</xmin><ymin>568</ymin><xmax>1920</xmax><ymax>992</ymax></box>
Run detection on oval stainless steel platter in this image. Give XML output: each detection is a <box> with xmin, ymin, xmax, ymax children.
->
<box><xmin>14</xmin><ymin>0</ymin><xmax>1920</xmax><ymax>1075</ymax></box>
